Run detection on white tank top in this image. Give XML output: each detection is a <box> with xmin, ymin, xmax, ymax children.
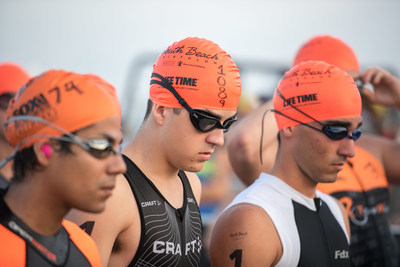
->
<box><xmin>225</xmin><ymin>173</ymin><xmax>349</xmax><ymax>267</ymax></box>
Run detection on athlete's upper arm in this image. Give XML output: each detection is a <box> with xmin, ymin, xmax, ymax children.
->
<box><xmin>226</xmin><ymin>100</ymin><xmax>278</xmax><ymax>186</ymax></box>
<box><xmin>66</xmin><ymin>174</ymin><xmax>138</xmax><ymax>266</ymax></box>
<box><xmin>357</xmin><ymin>134</ymin><xmax>400</xmax><ymax>184</ymax></box>
<box><xmin>209</xmin><ymin>203</ymin><xmax>282</xmax><ymax>267</ymax></box>
<box><xmin>185</xmin><ymin>171</ymin><xmax>202</xmax><ymax>205</ymax></box>
<box><xmin>379</xmin><ymin>138</ymin><xmax>400</xmax><ymax>184</ymax></box>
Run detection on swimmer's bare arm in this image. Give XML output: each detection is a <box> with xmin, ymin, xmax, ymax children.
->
<box><xmin>357</xmin><ymin>67</ymin><xmax>400</xmax><ymax>183</ymax></box>
<box><xmin>66</xmin><ymin>174</ymin><xmax>140</xmax><ymax>267</ymax></box>
<box><xmin>209</xmin><ymin>203</ymin><xmax>282</xmax><ymax>267</ymax></box>
<box><xmin>357</xmin><ymin>134</ymin><xmax>400</xmax><ymax>184</ymax></box>
<box><xmin>227</xmin><ymin>100</ymin><xmax>278</xmax><ymax>186</ymax></box>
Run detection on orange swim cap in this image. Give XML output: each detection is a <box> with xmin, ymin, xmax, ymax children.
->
<box><xmin>4</xmin><ymin>69</ymin><xmax>121</xmax><ymax>150</ymax></box>
<box><xmin>273</xmin><ymin>61</ymin><xmax>361</xmax><ymax>130</ymax></box>
<box><xmin>293</xmin><ymin>35</ymin><xmax>360</xmax><ymax>72</ymax></box>
<box><xmin>150</xmin><ymin>37</ymin><xmax>241</xmax><ymax>111</ymax></box>
<box><xmin>0</xmin><ymin>62</ymin><xmax>30</xmax><ymax>95</ymax></box>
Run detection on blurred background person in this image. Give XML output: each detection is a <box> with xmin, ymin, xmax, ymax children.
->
<box><xmin>0</xmin><ymin>62</ymin><xmax>30</xmax><ymax>188</ymax></box>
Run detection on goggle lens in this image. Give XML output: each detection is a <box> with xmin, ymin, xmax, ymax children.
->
<box><xmin>84</xmin><ymin>139</ymin><xmax>120</xmax><ymax>159</ymax></box>
<box><xmin>322</xmin><ymin>126</ymin><xmax>361</xmax><ymax>141</ymax></box>
<box><xmin>190</xmin><ymin>110</ymin><xmax>237</xmax><ymax>133</ymax></box>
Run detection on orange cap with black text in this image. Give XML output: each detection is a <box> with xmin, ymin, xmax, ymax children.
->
<box><xmin>293</xmin><ymin>35</ymin><xmax>360</xmax><ymax>72</ymax></box>
<box><xmin>273</xmin><ymin>60</ymin><xmax>361</xmax><ymax>130</ymax></box>
<box><xmin>150</xmin><ymin>37</ymin><xmax>241</xmax><ymax>111</ymax></box>
<box><xmin>0</xmin><ymin>62</ymin><xmax>30</xmax><ymax>95</ymax></box>
<box><xmin>4</xmin><ymin>69</ymin><xmax>121</xmax><ymax>150</ymax></box>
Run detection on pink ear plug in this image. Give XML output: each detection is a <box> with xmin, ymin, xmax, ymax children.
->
<box><xmin>40</xmin><ymin>144</ymin><xmax>52</xmax><ymax>158</ymax></box>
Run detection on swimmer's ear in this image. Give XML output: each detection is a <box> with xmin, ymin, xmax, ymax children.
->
<box><xmin>281</xmin><ymin>126</ymin><xmax>294</xmax><ymax>137</ymax></box>
<box><xmin>152</xmin><ymin>104</ymin><xmax>167</xmax><ymax>126</ymax></box>
<box><xmin>33</xmin><ymin>140</ymin><xmax>52</xmax><ymax>166</ymax></box>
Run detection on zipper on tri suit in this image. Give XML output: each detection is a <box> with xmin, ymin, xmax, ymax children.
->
<box><xmin>315</xmin><ymin>198</ymin><xmax>333</xmax><ymax>267</ymax></box>
<box><xmin>176</xmin><ymin>208</ymin><xmax>185</xmax><ymax>267</ymax></box>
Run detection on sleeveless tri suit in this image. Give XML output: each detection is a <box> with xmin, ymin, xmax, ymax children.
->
<box><xmin>0</xmin><ymin>189</ymin><xmax>101</xmax><ymax>267</ymax></box>
<box><xmin>122</xmin><ymin>155</ymin><xmax>203</xmax><ymax>267</ymax></box>
<box><xmin>226</xmin><ymin>173</ymin><xmax>350</xmax><ymax>267</ymax></box>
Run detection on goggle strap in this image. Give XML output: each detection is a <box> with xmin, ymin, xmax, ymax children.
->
<box><xmin>271</xmin><ymin>109</ymin><xmax>322</xmax><ymax>133</ymax></box>
<box><xmin>151</xmin><ymin>73</ymin><xmax>237</xmax><ymax>134</ymax></box>
<box><xmin>0</xmin><ymin>152</ymin><xmax>17</xmax><ymax>170</ymax></box>
<box><xmin>259</xmin><ymin>108</ymin><xmax>271</xmax><ymax>164</ymax></box>
<box><xmin>0</xmin><ymin>115</ymin><xmax>87</xmax><ymax>170</ymax></box>
<box><xmin>0</xmin><ymin>133</ymin><xmax>85</xmax><ymax>170</ymax></box>
<box><xmin>272</xmin><ymin>109</ymin><xmax>360</xmax><ymax>141</ymax></box>
<box><xmin>5</xmin><ymin>115</ymin><xmax>80</xmax><ymax>142</ymax></box>
<box><xmin>276</xmin><ymin>90</ymin><xmax>324</xmax><ymax>127</ymax></box>
<box><xmin>150</xmin><ymin>73</ymin><xmax>193</xmax><ymax>112</ymax></box>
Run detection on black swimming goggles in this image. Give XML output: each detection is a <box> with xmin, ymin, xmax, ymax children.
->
<box><xmin>4</xmin><ymin>115</ymin><xmax>121</xmax><ymax>161</ymax></box>
<box><xmin>150</xmin><ymin>73</ymin><xmax>237</xmax><ymax>133</ymax></box>
<box><xmin>273</xmin><ymin>90</ymin><xmax>361</xmax><ymax>141</ymax></box>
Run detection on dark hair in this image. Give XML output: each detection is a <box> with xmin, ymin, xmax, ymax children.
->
<box><xmin>173</xmin><ymin>108</ymin><xmax>183</xmax><ymax>115</ymax></box>
<box><xmin>12</xmin><ymin>139</ymin><xmax>74</xmax><ymax>182</ymax></box>
<box><xmin>13</xmin><ymin>147</ymin><xmax>38</xmax><ymax>182</ymax></box>
<box><xmin>143</xmin><ymin>99</ymin><xmax>154</xmax><ymax>120</ymax></box>
<box><xmin>143</xmin><ymin>99</ymin><xmax>183</xmax><ymax>121</ymax></box>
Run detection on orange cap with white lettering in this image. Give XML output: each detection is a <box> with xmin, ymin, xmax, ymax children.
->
<box><xmin>273</xmin><ymin>60</ymin><xmax>361</xmax><ymax>130</ymax></box>
<box><xmin>292</xmin><ymin>35</ymin><xmax>360</xmax><ymax>72</ymax></box>
<box><xmin>150</xmin><ymin>37</ymin><xmax>241</xmax><ymax>111</ymax></box>
<box><xmin>5</xmin><ymin>69</ymin><xmax>121</xmax><ymax>150</ymax></box>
